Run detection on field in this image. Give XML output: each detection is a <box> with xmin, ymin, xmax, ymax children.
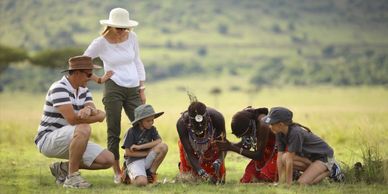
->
<box><xmin>1</xmin><ymin>75</ymin><xmax>388</xmax><ymax>193</ymax></box>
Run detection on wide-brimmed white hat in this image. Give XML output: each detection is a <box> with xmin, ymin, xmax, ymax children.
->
<box><xmin>100</xmin><ymin>8</ymin><xmax>138</xmax><ymax>28</ymax></box>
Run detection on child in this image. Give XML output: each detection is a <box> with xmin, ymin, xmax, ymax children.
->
<box><xmin>263</xmin><ymin>107</ymin><xmax>344</xmax><ymax>186</ymax></box>
<box><xmin>121</xmin><ymin>104</ymin><xmax>168</xmax><ymax>186</ymax></box>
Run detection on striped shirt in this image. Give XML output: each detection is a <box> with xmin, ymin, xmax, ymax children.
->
<box><xmin>34</xmin><ymin>76</ymin><xmax>93</xmax><ymax>143</ymax></box>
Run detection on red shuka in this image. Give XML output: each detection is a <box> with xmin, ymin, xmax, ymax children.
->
<box><xmin>240</xmin><ymin>134</ymin><xmax>278</xmax><ymax>183</ymax></box>
<box><xmin>178</xmin><ymin>140</ymin><xmax>226</xmax><ymax>180</ymax></box>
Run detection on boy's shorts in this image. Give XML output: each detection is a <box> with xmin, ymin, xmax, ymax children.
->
<box><xmin>126</xmin><ymin>151</ymin><xmax>157</xmax><ymax>180</ymax></box>
<box><xmin>37</xmin><ymin>125</ymin><xmax>104</xmax><ymax>167</ymax></box>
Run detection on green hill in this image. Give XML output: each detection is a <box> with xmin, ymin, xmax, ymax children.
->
<box><xmin>1</xmin><ymin>0</ymin><xmax>388</xmax><ymax>91</ymax></box>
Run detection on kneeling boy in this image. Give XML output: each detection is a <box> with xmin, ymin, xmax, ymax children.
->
<box><xmin>121</xmin><ymin>104</ymin><xmax>168</xmax><ymax>186</ymax></box>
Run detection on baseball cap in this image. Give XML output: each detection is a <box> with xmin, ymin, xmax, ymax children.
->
<box><xmin>263</xmin><ymin>107</ymin><xmax>293</xmax><ymax>125</ymax></box>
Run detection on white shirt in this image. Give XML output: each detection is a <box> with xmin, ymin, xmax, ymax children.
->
<box><xmin>84</xmin><ymin>31</ymin><xmax>146</xmax><ymax>88</ymax></box>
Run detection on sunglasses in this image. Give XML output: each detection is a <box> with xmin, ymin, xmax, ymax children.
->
<box><xmin>80</xmin><ymin>70</ymin><xmax>92</xmax><ymax>78</ymax></box>
<box><xmin>115</xmin><ymin>27</ymin><xmax>128</xmax><ymax>31</ymax></box>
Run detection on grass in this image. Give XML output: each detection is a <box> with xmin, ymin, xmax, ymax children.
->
<box><xmin>1</xmin><ymin>75</ymin><xmax>388</xmax><ymax>193</ymax></box>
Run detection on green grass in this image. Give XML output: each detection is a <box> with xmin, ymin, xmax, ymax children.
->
<box><xmin>1</xmin><ymin>76</ymin><xmax>388</xmax><ymax>193</ymax></box>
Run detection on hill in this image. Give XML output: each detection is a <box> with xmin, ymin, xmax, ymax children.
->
<box><xmin>1</xmin><ymin>0</ymin><xmax>388</xmax><ymax>91</ymax></box>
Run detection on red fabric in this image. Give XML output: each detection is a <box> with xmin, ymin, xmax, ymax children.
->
<box><xmin>178</xmin><ymin>140</ymin><xmax>226</xmax><ymax>180</ymax></box>
<box><xmin>240</xmin><ymin>134</ymin><xmax>278</xmax><ymax>183</ymax></box>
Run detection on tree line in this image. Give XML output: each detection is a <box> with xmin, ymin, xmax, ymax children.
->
<box><xmin>1</xmin><ymin>44</ymin><xmax>388</xmax><ymax>93</ymax></box>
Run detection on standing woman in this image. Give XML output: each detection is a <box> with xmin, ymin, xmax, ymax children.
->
<box><xmin>84</xmin><ymin>7</ymin><xmax>146</xmax><ymax>184</ymax></box>
<box><xmin>264</xmin><ymin>107</ymin><xmax>344</xmax><ymax>186</ymax></box>
<box><xmin>216</xmin><ymin>107</ymin><xmax>278</xmax><ymax>183</ymax></box>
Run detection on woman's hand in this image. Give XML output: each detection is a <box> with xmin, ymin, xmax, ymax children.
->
<box><xmin>139</xmin><ymin>89</ymin><xmax>146</xmax><ymax>104</ymax></box>
<box><xmin>101</xmin><ymin>70</ymin><xmax>114</xmax><ymax>82</ymax></box>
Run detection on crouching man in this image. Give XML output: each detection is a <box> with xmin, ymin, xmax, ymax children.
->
<box><xmin>34</xmin><ymin>56</ymin><xmax>114</xmax><ymax>188</ymax></box>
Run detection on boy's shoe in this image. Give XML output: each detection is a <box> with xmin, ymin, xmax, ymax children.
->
<box><xmin>63</xmin><ymin>172</ymin><xmax>92</xmax><ymax>188</ymax></box>
<box><xmin>329</xmin><ymin>162</ymin><xmax>345</xmax><ymax>182</ymax></box>
<box><xmin>49</xmin><ymin>161</ymin><xmax>68</xmax><ymax>184</ymax></box>
<box><xmin>121</xmin><ymin>162</ymin><xmax>131</xmax><ymax>184</ymax></box>
<box><xmin>146</xmin><ymin>169</ymin><xmax>157</xmax><ymax>183</ymax></box>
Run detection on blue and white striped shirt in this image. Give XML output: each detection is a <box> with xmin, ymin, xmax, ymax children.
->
<box><xmin>36</xmin><ymin>76</ymin><xmax>93</xmax><ymax>137</ymax></box>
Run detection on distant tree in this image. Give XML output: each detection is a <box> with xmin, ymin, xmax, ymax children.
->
<box><xmin>197</xmin><ymin>46</ymin><xmax>207</xmax><ymax>56</ymax></box>
<box><xmin>250</xmin><ymin>58</ymin><xmax>284</xmax><ymax>86</ymax></box>
<box><xmin>49</xmin><ymin>30</ymin><xmax>76</xmax><ymax>48</ymax></box>
<box><xmin>30</xmin><ymin>47</ymin><xmax>83</xmax><ymax>69</ymax></box>
<box><xmin>0</xmin><ymin>44</ymin><xmax>28</xmax><ymax>74</ymax></box>
<box><xmin>365</xmin><ymin>49</ymin><xmax>375</xmax><ymax>58</ymax></box>
<box><xmin>210</xmin><ymin>87</ymin><xmax>222</xmax><ymax>108</ymax></box>
<box><xmin>218</xmin><ymin>23</ymin><xmax>228</xmax><ymax>35</ymax></box>
<box><xmin>271</xmin><ymin>24</ymin><xmax>282</xmax><ymax>33</ymax></box>
<box><xmin>288</xmin><ymin>22</ymin><xmax>295</xmax><ymax>31</ymax></box>
<box><xmin>322</xmin><ymin>45</ymin><xmax>335</xmax><ymax>58</ymax></box>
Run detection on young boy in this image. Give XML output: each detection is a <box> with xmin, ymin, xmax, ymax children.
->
<box><xmin>121</xmin><ymin>104</ymin><xmax>168</xmax><ymax>186</ymax></box>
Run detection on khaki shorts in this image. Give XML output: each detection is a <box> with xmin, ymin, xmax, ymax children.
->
<box><xmin>323</xmin><ymin>157</ymin><xmax>336</xmax><ymax>173</ymax></box>
<box><xmin>37</xmin><ymin>125</ymin><xmax>104</xmax><ymax>167</ymax></box>
<box><xmin>126</xmin><ymin>151</ymin><xmax>157</xmax><ymax>180</ymax></box>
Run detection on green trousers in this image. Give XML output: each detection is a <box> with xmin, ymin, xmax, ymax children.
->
<box><xmin>103</xmin><ymin>80</ymin><xmax>142</xmax><ymax>160</ymax></box>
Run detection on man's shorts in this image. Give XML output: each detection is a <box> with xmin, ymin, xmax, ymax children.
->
<box><xmin>126</xmin><ymin>151</ymin><xmax>157</xmax><ymax>180</ymax></box>
<box><xmin>37</xmin><ymin>125</ymin><xmax>104</xmax><ymax>167</ymax></box>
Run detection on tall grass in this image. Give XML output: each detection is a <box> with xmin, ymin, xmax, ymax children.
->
<box><xmin>1</xmin><ymin>78</ymin><xmax>388</xmax><ymax>193</ymax></box>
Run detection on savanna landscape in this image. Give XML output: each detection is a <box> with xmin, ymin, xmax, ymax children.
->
<box><xmin>1</xmin><ymin>0</ymin><xmax>388</xmax><ymax>193</ymax></box>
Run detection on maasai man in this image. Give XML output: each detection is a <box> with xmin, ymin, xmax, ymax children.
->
<box><xmin>177</xmin><ymin>101</ymin><xmax>226</xmax><ymax>184</ymax></box>
<box><xmin>216</xmin><ymin>107</ymin><xmax>278</xmax><ymax>183</ymax></box>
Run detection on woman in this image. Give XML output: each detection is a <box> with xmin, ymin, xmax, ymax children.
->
<box><xmin>176</xmin><ymin>101</ymin><xmax>227</xmax><ymax>184</ymax></box>
<box><xmin>264</xmin><ymin>107</ymin><xmax>344</xmax><ymax>185</ymax></box>
<box><xmin>216</xmin><ymin>107</ymin><xmax>278</xmax><ymax>183</ymax></box>
<box><xmin>84</xmin><ymin>7</ymin><xmax>146</xmax><ymax>184</ymax></box>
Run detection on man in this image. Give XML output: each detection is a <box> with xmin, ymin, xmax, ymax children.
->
<box><xmin>34</xmin><ymin>56</ymin><xmax>114</xmax><ymax>188</ymax></box>
<box><xmin>176</xmin><ymin>101</ymin><xmax>226</xmax><ymax>184</ymax></box>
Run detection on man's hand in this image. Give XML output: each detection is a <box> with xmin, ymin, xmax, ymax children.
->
<box><xmin>197</xmin><ymin>168</ymin><xmax>209</xmax><ymax>181</ymax></box>
<box><xmin>215</xmin><ymin>139</ymin><xmax>231</xmax><ymax>151</ymax></box>
<box><xmin>212</xmin><ymin>159</ymin><xmax>221</xmax><ymax>174</ymax></box>
<box><xmin>78</xmin><ymin>106</ymin><xmax>92</xmax><ymax>119</ymax></box>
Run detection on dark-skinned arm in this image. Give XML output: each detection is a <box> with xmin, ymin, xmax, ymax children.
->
<box><xmin>217</xmin><ymin>138</ymin><xmax>264</xmax><ymax>160</ymax></box>
<box><xmin>177</xmin><ymin>118</ymin><xmax>203</xmax><ymax>174</ymax></box>
<box><xmin>210</xmin><ymin>109</ymin><xmax>227</xmax><ymax>163</ymax></box>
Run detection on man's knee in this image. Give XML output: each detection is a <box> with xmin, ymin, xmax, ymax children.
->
<box><xmin>102</xmin><ymin>150</ymin><xmax>115</xmax><ymax>168</ymax></box>
<box><xmin>133</xmin><ymin>176</ymin><xmax>148</xmax><ymax>187</ymax></box>
<box><xmin>74</xmin><ymin>124</ymin><xmax>91</xmax><ymax>139</ymax></box>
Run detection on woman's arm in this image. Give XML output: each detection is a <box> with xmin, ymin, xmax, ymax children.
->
<box><xmin>90</xmin><ymin>71</ymin><xmax>114</xmax><ymax>84</ymax></box>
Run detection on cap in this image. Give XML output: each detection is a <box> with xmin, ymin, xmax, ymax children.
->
<box><xmin>263</xmin><ymin>107</ymin><xmax>293</xmax><ymax>125</ymax></box>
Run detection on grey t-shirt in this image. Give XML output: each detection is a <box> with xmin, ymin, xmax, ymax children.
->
<box><xmin>276</xmin><ymin>124</ymin><xmax>334</xmax><ymax>161</ymax></box>
<box><xmin>121</xmin><ymin>126</ymin><xmax>161</xmax><ymax>163</ymax></box>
